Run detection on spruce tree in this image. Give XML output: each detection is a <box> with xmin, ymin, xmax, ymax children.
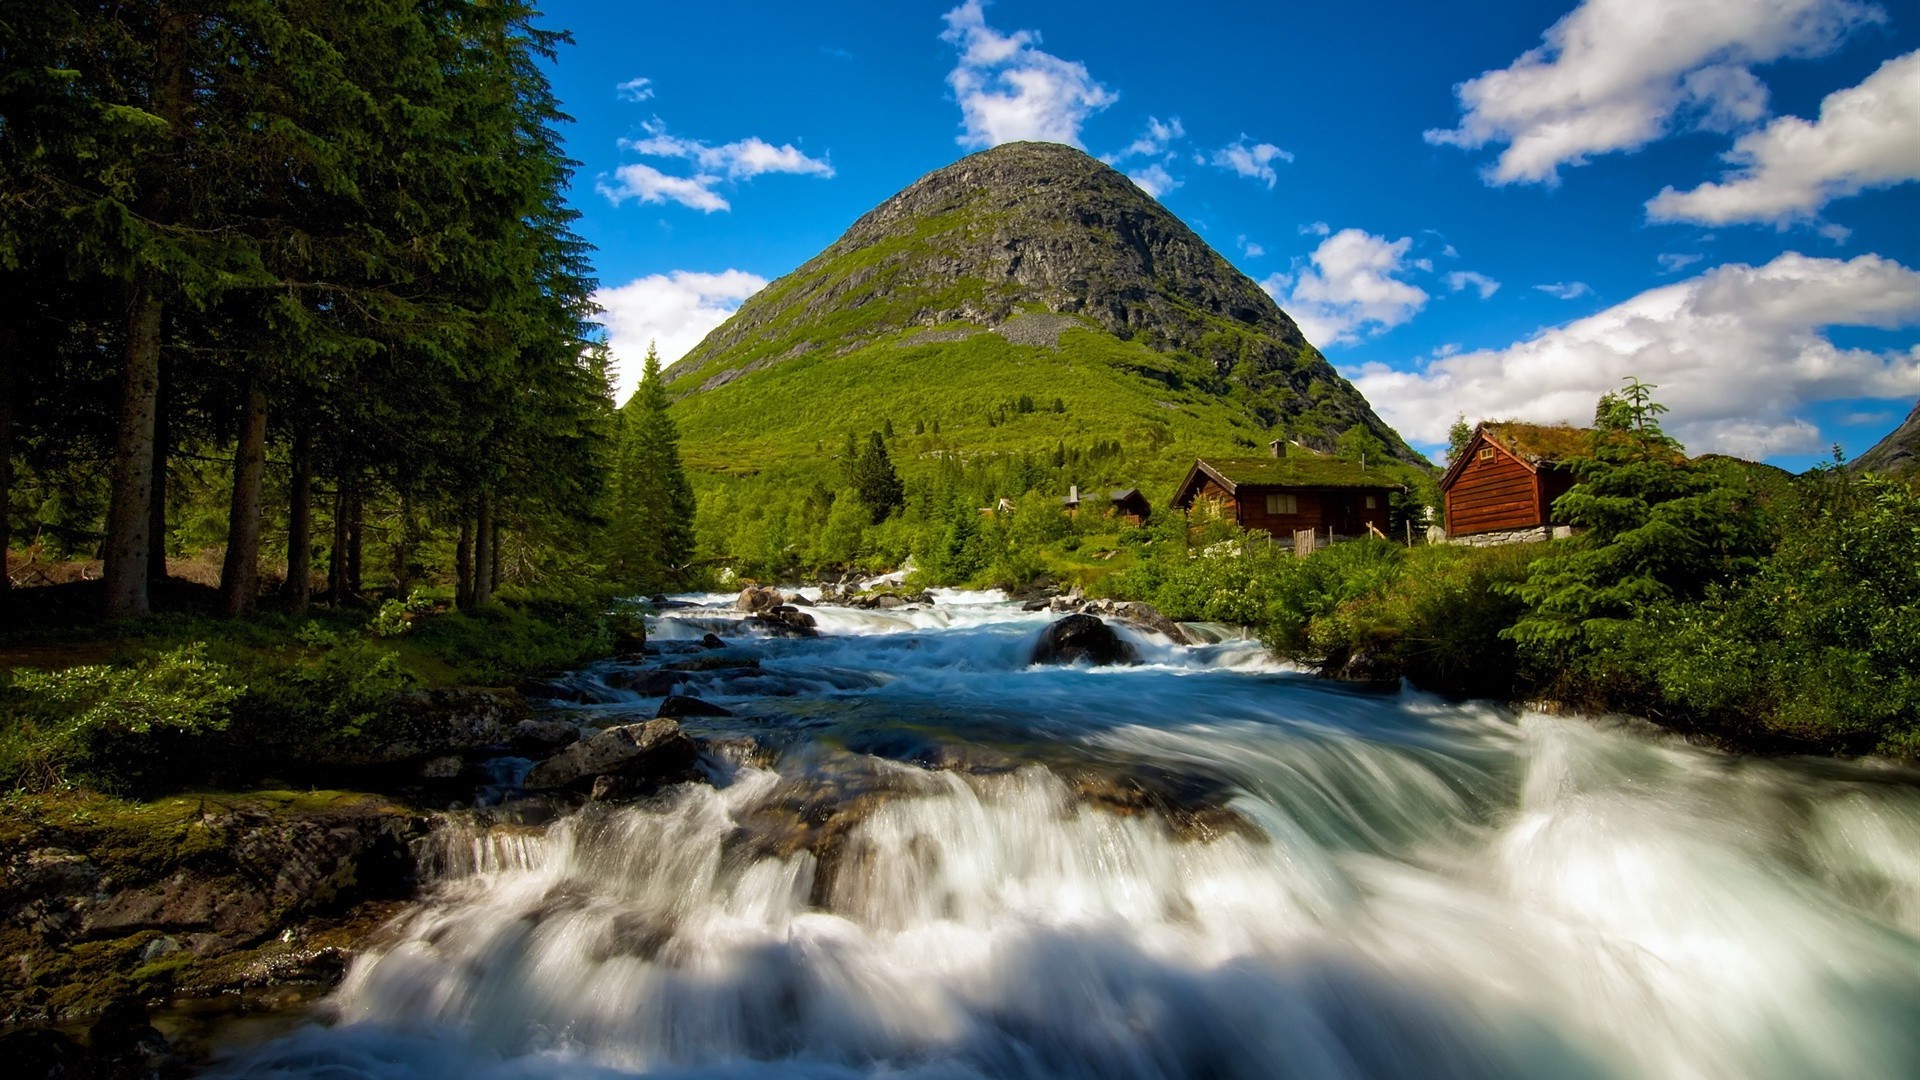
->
<box><xmin>850</xmin><ymin>431</ymin><xmax>905</xmax><ymax>524</ymax></box>
<box><xmin>610</xmin><ymin>343</ymin><xmax>694</xmax><ymax>588</ymax></box>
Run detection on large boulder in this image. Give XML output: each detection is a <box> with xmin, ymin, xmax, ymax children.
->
<box><xmin>1085</xmin><ymin>599</ymin><xmax>1190</xmax><ymax>645</ymax></box>
<box><xmin>328</xmin><ymin>689</ymin><xmax>528</xmax><ymax>767</ymax></box>
<box><xmin>522</xmin><ymin>719</ymin><xmax>698</xmax><ymax>793</ymax></box>
<box><xmin>657</xmin><ymin>694</ymin><xmax>734</xmax><ymax>719</ymax></box>
<box><xmin>1030</xmin><ymin>614</ymin><xmax>1138</xmax><ymax>667</ymax></box>
<box><xmin>754</xmin><ymin>606</ymin><xmax>818</xmax><ymax>637</ymax></box>
<box><xmin>736</xmin><ymin>585</ymin><xmax>785</xmax><ymax>614</ymax></box>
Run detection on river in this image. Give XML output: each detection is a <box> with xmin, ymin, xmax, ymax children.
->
<box><xmin>214</xmin><ymin>590</ymin><xmax>1920</xmax><ymax>1079</ymax></box>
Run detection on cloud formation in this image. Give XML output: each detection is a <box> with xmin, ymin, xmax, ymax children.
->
<box><xmin>1208</xmin><ymin>136</ymin><xmax>1293</xmax><ymax>188</ymax></box>
<box><xmin>616</xmin><ymin>77</ymin><xmax>653</xmax><ymax>102</ymax></box>
<box><xmin>624</xmin><ymin>121</ymin><xmax>834</xmax><ymax>180</ymax></box>
<box><xmin>941</xmin><ymin>1</ymin><xmax>1116</xmax><ymax>149</ymax></box>
<box><xmin>1128</xmin><ymin>163</ymin><xmax>1179</xmax><ymax>198</ymax></box>
<box><xmin>1263</xmin><ymin>229</ymin><xmax>1430</xmax><ymax>346</ymax></box>
<box><xmin>1647</xmin><ymin>49</ymin><xmax>1920</xmax><ymax>225</ymax></box>
<box><xmin>599</xmin><ymin>120</ymin><xmax>833</xmax><ymax>212</ymax></box>
<box><xmin>1446</xmin><ymin>270</ymin><xmax>1502</xmax><ymax>299</ymax></box>
<box><xmin>593</xmin><ymin>270</ymin><xmax>769</xmax><ymax>403</ymax></box>
<box><xmin>1535</xmin><ymin>281</ymin><xmax>1593</xmax><ymax>300</ymax></box>
<box><xmin>1425</xmin><ymin>0</ymin><xmax>1881</xmax><ymax>184</ymax></box>
<box><xmin>596</xmin><ymin>163</ymin><xmax>729</xmax><ymax>213</ymax></box>
<box><xmin>1350</xmin><ymin>252</ymin><xmax>1920</xmax><ymax>457</ymax></box>
<box><xmin>1659</xmin><ymin>252</ymin><xmax>1705</xmax><ymax>273</ymax></box>
<box><xmin>1108</xmin><ymin>116</ymin><xmax>1184</xmax><ymax>161</ymax></box>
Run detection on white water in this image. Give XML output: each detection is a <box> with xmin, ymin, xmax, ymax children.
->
<box><xmin>218</xmin><ymin>593</ymin><xmax>1920</xmax><ymax>1079</ymax></box>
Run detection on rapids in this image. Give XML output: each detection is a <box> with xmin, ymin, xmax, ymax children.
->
<box><xmin>214</xmin><ymin>590</ymin><xmax>1920</xmax><ymax>1079</ymax></box>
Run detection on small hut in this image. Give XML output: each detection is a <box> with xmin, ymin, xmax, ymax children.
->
<box><xmin>1439</xmin><ymin>422</ymin><xmax>1588</xmax><ymax>541</ymax></box>
<box><xmin>1108</xmin><ymin>488</ymin><xmax>1151</xmax><ymax>524</ymax></box>
<box><xmin>1170</xmin><ymin>456</ymin><xmax>1397</xmax><ymax>538</ymax></box>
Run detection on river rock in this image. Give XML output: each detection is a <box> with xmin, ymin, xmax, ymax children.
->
<box><xmin>657</xmin><ymin>694</ymin><xmax>734</xmax><ymax>719</ymax></box>
<box><xmin>754</xmin><ymin>606</ymin><xmax>818</xmax><ymax>637</ymax></box>
<box><xmin>736</xmin><ymin>585</ymin><xmax>785</xmax><ymax>614</ymax></box>
<box><xmin>0</xmin><ymin>792</ymin><xmax>428</xmax><ymax>1027</ymax></box>
<box><xmin>337</xmin><ymin>688</ymin><xmax>529</xmax><ymax>767</ymax></box>
<box><xmin>510</xmin><ymin>719</ymin><xmax>580</xmax><ymax>755</ymax></box>
<box><xmin>417</xmin><ymin>755</ymin><xmax>463</xmax><ymax>780</ymax></box>
<box><xmin>1030</xmin><ymin>614</ymin><xmax>1137</xmax><ymax>667</ymax></box>
<box><xmin>608</xmin><ymin>668</ymin><xmax>685</xmax><ymax>695</ymax></box>
<box><xmin>664</xmin><ymin>655</ymin><xmax>761</xmax><ymax>674</ymax></box>
<box><xmin>1084</xmin><ymin>599</ymin><xmax>1190</xmax><ymax>645</ymax></box>
<box><xmin>522</xmin><ymin>720</ymin><xmax>698</xmax><ymax>793</ymax></box>
<box><xmin>699</xmin><ymin>633</ymin><xmax>728</xmax><ymax>650</ymax></box>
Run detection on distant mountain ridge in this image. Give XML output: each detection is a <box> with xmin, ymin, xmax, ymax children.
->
<box><xmin>665</xmin><ymin>141</ymin><xmax>1425</xmax><ymax>479</ymax></box>
<box><xmin>1853</xmin><ymin>400</ymin><xmax>1920</xmax><ymax>476</ymax></box>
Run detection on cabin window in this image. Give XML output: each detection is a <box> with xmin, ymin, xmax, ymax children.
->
<box><xmin>1477</xmin><ymin>448</ymin><xmax>1494</xmax><ymax>460</ymax></box>
<box><xmin>1265</xmin><ymin>493</ymin><xmax>1297</xmax><ymax>515</ymax></box>
<box><xmin>1364</xmin><ymin>495</ymin><xmax>1377</xmax><ymax>509</ymax></box>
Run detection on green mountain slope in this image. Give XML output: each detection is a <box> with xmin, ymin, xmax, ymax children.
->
<box><xmin>1853</xmin><ymin>399</ymin><xmax>1920</xmax><ymax>476</ymax></box>
<box><xmin>668</xmin><ymin>142</ymin><xmax>1423</xmax><ymax>482</ymax></box>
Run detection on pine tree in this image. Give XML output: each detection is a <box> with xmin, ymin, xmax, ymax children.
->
<box><xmin>849</xmin><ymin>431</ymin><xmax>905</xmax><ymax>524</ymax></box>
<box><xmin>609</xmin><ymin>343</ymin><xmax>694</xmax><ymax>588</ymax></box>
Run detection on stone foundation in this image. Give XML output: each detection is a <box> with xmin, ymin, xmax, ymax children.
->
<box><xmin>1441</xmin><ymin>525</ymin><xmax>1572</xmax><ymax>547</ymax></box>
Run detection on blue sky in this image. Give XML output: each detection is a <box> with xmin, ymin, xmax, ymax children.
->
<box><xmin>538</xmin><ymin>0</ymin><xmax>1920</xmax><ymax>468</ymax></box>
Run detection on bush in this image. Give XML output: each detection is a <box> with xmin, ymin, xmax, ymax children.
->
<box><xmin>1</xmin><ymin>645</ymin><xmax>243</xmax><ymax>792</ymax></box>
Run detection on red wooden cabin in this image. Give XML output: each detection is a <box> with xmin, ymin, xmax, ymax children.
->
<box><xmin>1170</xmin><ymin>456</ymin><xmax>1397</xmax><ymax>538</ymax></box>
<box><xmin>1440</xmin><ymin>423</ymin><xmax>1587</xmax><ymax>537</ymax></box>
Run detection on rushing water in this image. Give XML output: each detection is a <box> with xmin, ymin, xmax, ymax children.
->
<box><xmin>216</xmin><ymin>591</ymin><xmax>1920</xmax><ymax>1079</ymax></box>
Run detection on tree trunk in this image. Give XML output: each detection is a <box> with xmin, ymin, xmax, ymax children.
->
<box><xmin>472</xmin><ymin>488</ymin><xmax>495</xmax><ymax>606</ymax></box>
<box><xmin>218</xmin><ymin>379</ymin><xmax>268</xmax><ymax>617</ymax></box>
<box><xmin>328</xmin><ymin>484</ymin><xmax>349</xmax><ymax>605</ymax></box>
<box><xmin>284</xmin><ymin>423</ymin><xmax>311</xmax><ymax>615</ymax></box>
<box><xmin>101</xmin><ymin>17</ymin><xmax>187</xmax><ymax>620</ymax></box>
<box><xmin>346</xmin><ymin>479</ymin><xmax>363</xmax><ymax>599</ymax></box>
<box><xmin>102</xmin><ymin>288</ymin><xmax>163</xmax><ymax>619</ymax></box>
<box><xmin>0</xmin><ymin>343</ymin><xmax>12</xmax><ymax>605</ymax></box>
<box><xmin>491</xmin><ymin>520</ymin><xmax>503</xmax><ymax>594</ymax></box>
<box><xmin>148</xmin><ymin>356</ymin><xmax>170</xmax><ymax>584</ymax></box>
<box><xmin>455</xmin><ymin>519</ymin><xmax>474</xmax><ymax>608</ymax></box>
<box><xmin>391</xmin><ymin>491</ymin><xmax>412</xmax><ymax>597</ymax></box>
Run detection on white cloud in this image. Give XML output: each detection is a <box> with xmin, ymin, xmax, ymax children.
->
<box><xmin>593</xmin><ymin>270</ymin><xmax>769</xmax><ymax>403</ymax></box>
<box><xmin>1646</xmin><ymin>49</ymin><xmax>1920</xmax><ymax>225</ymax></box>
<box><xmin>1209</xmin><ymin>136</ymin><xmax>1293</xmax><ymax>188</ymax></box>
<box><xmin>1300</xmin><ymin>221</ymin><xmax>1330</xmax><ymax>237</ymax></box>
<box><xmin>1107</xmin><ymin>115</ymin><xmax>1184</xmax><ymax>162</ymax></box>
<box><xmin>596</xmin><ymin>163</ymin><xmax>730</xmax><ymax>212</ymax></box>
<box><xmin>1659</xmin><ymin>252</ymin><xmax>1705</xmax><ymax>273</ymax></box>
<box><xmin>1262</xmin><ymin>228</ymin><xmax>1430</xmax><ymax>346</ymax></box>
<box><xmin>940</xmin><ymin>1</ymin><xmax>1116</xmax><ymax>149</ymax></box>
<box><xmin>602</xmin><ymin>120</ymin><xmax>833</xmax><ymax>213</ymax></box>
<box><xmin>1237</xmin><ymin>235</ymin><xmax>1265</xmax><ymax>258</ymax></box>
<box><xmin>1446</xmin><ymin>270</ymin><xmax>1502</xmax><ymax>299</ymax></box>
<box><xmin>1535</xmin><ymin>281</ymin><xmax>1593</xmax><ymax>300</ymax></box>
<box><xmin>1128</xmin><ymin>163</ymin><xmax>1180</xmax><ymax>198</ymax></box>
<box><xmin>616</xmin><ymin>77</ymin><xmax>654</xmax><ymax>102</ymax></box>
<box><xmin>1350</xmin><ymin>252</ymin><xmax>1920</xmax><ymax>457</ymax></box>
<box><xmin>624</xmin><ymin>121</ymin><xmax>834</xmax><ymax>180</ymax></box>
<box><xmin>1425</xmin><ymin>0</ymin><xmax>1882</xmax><ymax>185</ymax></box>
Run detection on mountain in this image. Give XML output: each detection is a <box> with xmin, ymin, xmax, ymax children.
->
<box><xmin>1852</xmin><ymin>400</ymin><xmax>1920</xmax><ymax>476</ymax></box>
<box><xmin>665</xmin><ymin>143</ymin><xmax>1423</xmax><ymax>483</ymax></box>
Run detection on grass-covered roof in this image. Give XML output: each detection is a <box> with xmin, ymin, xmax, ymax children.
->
<box><xmin>1192</xmin><ymin>456</ymin><xmax>1402</xmax><ymax>491</ymax></box>
<box><xmin>1481</xmin><ymin>423</ymin><xmax>1591</xmax><ymax>464</ymax></box>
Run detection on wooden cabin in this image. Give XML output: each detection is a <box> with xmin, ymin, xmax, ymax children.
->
<box><xmin>1440</xmin><ymin>422</ymin><xmax>1587</xmax><ymax>538</ymax></box>
<box><xmin>1108</xmin><ymin>488</ymin><xmax>1151</xmax><ymax>524</ymax></box>
<box><xmin>1170</xmin><ymin>456</ymin><xmax>1397</xmax><ymax>538</ymax></box>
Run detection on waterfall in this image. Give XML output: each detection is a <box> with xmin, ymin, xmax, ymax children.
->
<box><xmin>215</xmin><ymin>592</ymin><xmax>1920</xmax><ymax>1079</ymax></box>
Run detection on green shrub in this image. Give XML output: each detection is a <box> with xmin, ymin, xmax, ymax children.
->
<box><xmin>1</xmin><ymin>645</ymin><xmax>243</xmax><ymax>791</ymax></box>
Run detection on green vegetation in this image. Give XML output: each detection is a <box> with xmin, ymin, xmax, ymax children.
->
<box><xmin>1113</xmin><ymin>384</ymin><xmax>1920</xmax><ymax>758</ymax></box>
<box><xmin>606</xmin><ymin>346</ymin><xmax>698</xmax><ymax>589</ymax></box>
<box><xmin>0</xmin><ymin>596</ymin><xmax>623</xmax><ymax>794</ymax></box>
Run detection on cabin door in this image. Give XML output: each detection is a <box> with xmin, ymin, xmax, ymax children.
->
<box><xmin>1332</xmin><ymin>494</ymin><xmax>1361</xmax><ymax>536</ymax></box>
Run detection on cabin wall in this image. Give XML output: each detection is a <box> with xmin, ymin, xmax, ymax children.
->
<box><xmin>1446</xmin><ymin>446</ymin><xmax>1542</xmax><ymax>535</ymax></box>
<box><xmin>1539</xmin><ymin>469</ymin><xmax>1577</xmax><ymax>523</ymax></box>
<box><xmin>1236</xmin><ymin>487</ymin><xmax>1392</xmax><ymax>537</ymax></box>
